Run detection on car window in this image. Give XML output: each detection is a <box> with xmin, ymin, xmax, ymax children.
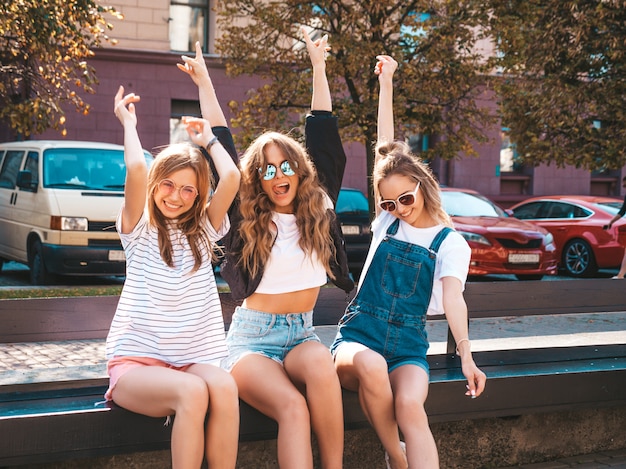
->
<box><xmin>43</xmin><ymin>148</ymin><xmax>153</xmax><ymax>191</ymax></box>
<box><xmin>595</xmin><ymin>202</ymin><xmax>622</xmax><ymax>215</ymax></box>
<box><xmin>545</xmin><ymin>202</ymin><xmax>590</xmax><ymax>219</ymax></box>
<box><xmin>0</xmin><ymin>150</ymin><xmax>24</xmax><ymax>189</ymax></box>
<box><xmin>441</xmin><ymin>191</ymin><xmax>505</xmax><ymax>217</ymax></box>
<box><xmin>511</xmin><ymin>202</ymin><xmax>545</xmax><ymax>219</ymax></box>
<box><xmin>336</xmin><ymin>189</ymin><xmax>369</xmax><ymax>214</ymax></box>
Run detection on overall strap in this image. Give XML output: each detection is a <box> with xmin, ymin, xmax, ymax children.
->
<box><xmin>386</xmin><ymin>218</ymin><xmax>401</xmax><ymax>235</ymax></box>
<box><xmin>429</xmin><ymin>227</ymin><xmax>453</xmax><ymax>253</ymax></box>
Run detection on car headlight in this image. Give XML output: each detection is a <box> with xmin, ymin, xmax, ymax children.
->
<box><xmin>458</xmin><ymin>230</ymin><xmax>491</xmax><ymax>246</ymax></box>
<box><xmin>543</xmin><ymin>232</ymin><xmax>555</xmax><ymax>246</ymax></box>
<box><xmin>50</xmin><ymin>216</ymin><xmax>88</xmax><ymax>231</ymax></box>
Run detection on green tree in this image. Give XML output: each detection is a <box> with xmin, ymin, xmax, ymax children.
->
<box><xmin>216</xmin><ymin>1</ymin><xmax>496</xmax><ymax>203</ymax></box>
<box><xmin>0</xmin><ymin>0</ymin><xmax>120</xmax><ymax>138</ymax></box>
<box><xmin>487</xmin><ymin>0</ymin><xmax>626</xmax><ymax>170</ymax></box>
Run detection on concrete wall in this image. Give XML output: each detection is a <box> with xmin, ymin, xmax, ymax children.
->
<box><xmin>11</xmin><ymin>406</ymin><xmax>624</xmax><ymax>468</ymax></box>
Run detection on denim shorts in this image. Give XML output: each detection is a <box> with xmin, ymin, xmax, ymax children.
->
<box><xmin>331</xmin><ymin>306</ymin><xmax>430</xmax><ymax>375</ymax></box>
<box><xmin>223</xmin><ymin>306</ymin><xmax>320</xmax><ymax>371</ymax></box>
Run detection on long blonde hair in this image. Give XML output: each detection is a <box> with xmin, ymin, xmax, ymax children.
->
<box><xmin>238</xmin><ymin>131</ymin><xmax>335</xmax><ymax>278</ymax></box>
<box><xmin>146</xmin><ymin>143</ymin><xmax>214</xmax><ymax>272</ymax></box>
<box><xmin>373</xmin><ymin>140</ymin><xmax>452</xmax><ymax>227</ymax></box>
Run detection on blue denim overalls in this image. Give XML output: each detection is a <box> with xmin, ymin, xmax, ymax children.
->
<box><xmin>331</xmin><ymin>219</ymin><xmax>452</xmax><ymax>374</ymax></box>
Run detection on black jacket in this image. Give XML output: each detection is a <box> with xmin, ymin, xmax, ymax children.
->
<box><xmin>213</xmin><ymin>112</ymin><xmax>354</xmax><ymax>300</ymax></box>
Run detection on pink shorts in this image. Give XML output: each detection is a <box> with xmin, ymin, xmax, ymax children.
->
<box><xmin>105</xmin><ymin>356</ymin><xmax>193</xmax><ymax>401</ymax></box>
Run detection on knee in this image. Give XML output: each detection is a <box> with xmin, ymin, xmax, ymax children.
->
<box><xmin>177</xmin><ymin>375</ymin><xmax>210</xmax><ymax>415</ymax></box>
<box><xmin>276</xmin><ymin>392</ymin><xmax>310</xmax><ymax>424</ymax></box>
<box><xmin>353</xmin><ymin>354</ymin><xmax>389</xmax><ymax>389</ymax></box>
<box><xmin>306</xmin><ymin>349</ymin><xmax>340</xmax><ymax>384</ymax></box>
<box><xmin>395</xmin><ymin>392</ymin><xmax>428</xmax><ymax>424</ymax></box>
<box><xmin>208</xmin><ymin>371</ymin><xmax>239</xmax><ymax>406</ymax></box>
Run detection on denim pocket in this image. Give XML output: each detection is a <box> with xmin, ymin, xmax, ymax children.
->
<box><xmin>381</xmin><ymin>253</ymin><xmax>421</xmax><ymax>299</ymax></box>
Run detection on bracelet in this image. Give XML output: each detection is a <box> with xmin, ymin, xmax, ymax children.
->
<box><xmin>455</xmin><ymin>338</ymin><xmax>470</xmax><ymax>355</ymax></box>
<box><xmin>205</xmin><ymin>135</ymin><xmax>219</xmax><ymax>152</ymax></box>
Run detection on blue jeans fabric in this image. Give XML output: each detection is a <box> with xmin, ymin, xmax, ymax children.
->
<box><xmin>223</xmin><ymin>306</ymin><xmax>319</xmax><ymax>371</ymax></box>
<box><xmin>331</xmin><ymin>220</ymin><xmax>452</xmax><ymax>374</ymax></box>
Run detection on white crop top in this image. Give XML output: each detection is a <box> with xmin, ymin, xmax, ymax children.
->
<box><xmin>255</xmin><ymin>212</ymin><xmax>327</xmax><ymax>294</ymax></box>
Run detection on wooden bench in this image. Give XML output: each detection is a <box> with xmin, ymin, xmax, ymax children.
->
<box><xmin>1</xmin><ymin>279</ymin><xmax>625</xmax><ymax>467</ymax></box>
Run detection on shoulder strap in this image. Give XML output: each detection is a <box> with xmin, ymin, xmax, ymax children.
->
<box><xmin>386</xmin><ymin>218</ymin><xmax>400</xmax><ymax>235</ymax></box>
<box><xmin>429</xmin><ymin>227</ymin><xmax>453</xmax><ymax>253</ymax></box>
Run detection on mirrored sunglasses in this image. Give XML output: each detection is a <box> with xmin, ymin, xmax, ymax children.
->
<box><xmin>158</xmin><ymin>179</ymin><xmax>198</xmax><ymax>201</ymax></box>
<box><xmin>258</xmin><ymin>160</ymin><xmax>297</xmax><ymax>180</ymax></box>
<box><xmin>378</xmin><ymin>182</ymin><xmax>421</xmax><ymax>212</ymax></box>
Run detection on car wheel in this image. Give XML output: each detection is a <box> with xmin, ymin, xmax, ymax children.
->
<box><xmin>563</xmin><ymin>239</ymin><xmax>597</xmax><ymax>278</ymax></box>
<box><xmin>29</xmin><ymin>241</ymin><xmax>53</xmax><ymax>285</ymax></box>
<box><xmin>515</xmin><ymin>274</ymin><xmax>543</xmax><ymax>281</ymax></box>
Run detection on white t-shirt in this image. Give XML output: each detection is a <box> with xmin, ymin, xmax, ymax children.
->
<box><xmin>359</xmin><ymin>211</ymin><xmax>471</xmax><ymax>316</ymax></box>
<box><xmin>105</xmin><ymin>211</ymin><xmax>230</xmax><ymax>366</ymax></box>
<box><xmin>255</xmin><ymin>211</ymin><xmax>327</xmax><ymax>294</ymax></box>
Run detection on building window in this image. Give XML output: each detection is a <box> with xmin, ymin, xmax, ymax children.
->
<box><xmin>170</xmin><ymin>0</ymin><xmax>209</xmax><ymax>52</ymax></box>
<box><xmin>500</xmin><ymin>127</ymin><xmax>524</xmax><ymax>173</ymax></box>
<box><xmin>170</xmin><ymin>100</ymin><xmax>202</xmax><ymax>143</ymax></box>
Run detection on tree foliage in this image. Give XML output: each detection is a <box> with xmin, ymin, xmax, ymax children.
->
<box><xmin>0</xmin><ymin>0</ymin><xmax>121</xmax><ymax>138</ymax></box>
<box><xmin>487</xmin><ymin>0</ymin><xmax>626</xmax><ymax>170</ymax></box>
<box><xmin>216</xmin><ymin>0</ymin><xmax>497</xmax><ymax>197</ymax></box>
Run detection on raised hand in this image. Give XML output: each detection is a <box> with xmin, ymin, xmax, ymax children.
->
<box><xmin>114</xmin><ymin>85</ymin><xmax>140</xmax><ymax>127</ymax></box>
<box><xmin>301</xmin><ymin>25</ymin><xmax>330</xmax><ymax>68</ymax></box>
<box><xmin>177</xmin><ymin>41</ymin><xmax>210</xmax><ymax>86</ymax></box>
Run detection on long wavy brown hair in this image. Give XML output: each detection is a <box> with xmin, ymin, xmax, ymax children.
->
<box><xmin>238</xmin><ymin>131</ymin><xmax>336</xmax><ymax>279</ymax></box>
<box><xmin>146</xmin><ymin>143</ymin><xmax>214</xmax><ymax>272</ymax></box>
<box><xmin>373</xmin><ymin>140</ymin><xmax>453</xmax><ymax>228</ymax></box>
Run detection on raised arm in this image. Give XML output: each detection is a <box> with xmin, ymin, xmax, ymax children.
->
<box><xmin>178</xmin><ymin>41</ymin><xmax>228</xmax><ymax>128</ymax></box>
<box><xmin>375</xmin><ymin>55</ymin><xmax>398</xmax><ymax>144</ymax></box>
<box><xmin>183</xmin><ymin>117</ymin><xmax>240</xmax><ymax>231</ymax></box>
<box><xmin>114</xmin><ymin>86</ymin><xmax>148</xmax><ymax>234</ymax></box>
<box><xmin>302</xmin><ymin>26</ymin><xmax>331</xmax><ymax>112</ymax></box>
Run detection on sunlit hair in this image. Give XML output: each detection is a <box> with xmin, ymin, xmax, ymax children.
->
<box><xmin>373</xmin><ymin>140</ymin><xmax>452</xmax><ymax>228</ymax></box>
<box><xmin>146</xmin><ymin>143</ymin><xmax>214</xmax><ymax>272</ymax></box>
<box><xmin>238</xmin><ymin>131</ymin><xmax>335</xmax><ymax>278</ymax></box>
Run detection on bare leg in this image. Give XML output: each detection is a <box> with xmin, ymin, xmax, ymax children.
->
<box><xmin>334</xmin><ymin>342</ymin><xmax>407</xmax><ymax>469</ymax></box>
<box><xmin>285</xmin><ymin>341</ymin><xmax>344</xmax><ymax>469</ymax></box>
<box><xmin>390</xmin><ymin>365</ymin><xmax>439</xmax><ymax>469</ymax></box>
<box><xmin>112</xmin><ymin>366</ymin><xmax>209</xmax><ymax>469</ymax></box>
<box><xmin>188</xmin><ymin>364</ymin><xmax>239</xmax><ymax>469</ymax></box>
<box><xmin>616</xmin><ymin>249</ymin><xmax>626</xmax><ymax>278</ymax></box>
<box><xmin>231</xmin><ymin>354</ymin><xmax>313</xmax><ymax>469</ymax></box>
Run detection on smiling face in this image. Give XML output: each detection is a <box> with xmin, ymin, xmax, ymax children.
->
<box><xmin>378</xmin><ymin>174</ymin><xmax>434</xmax><ymax>228</ymax></box>
<box><xmin>260</xmin><ymin>143</ymin><xmax>299</xmax><ymax>213</ymax></box>
<box><xmin>153</xmin><ymin>167</ymin><xmax>198</xmax><ymax>219</ymax></box>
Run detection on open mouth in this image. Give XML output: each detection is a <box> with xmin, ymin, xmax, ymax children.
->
<box><xmin>273</xmin><ymin>182</ymin><xmax>290</xmax><ymax>195</ymax></box>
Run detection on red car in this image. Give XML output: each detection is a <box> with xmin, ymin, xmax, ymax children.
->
<box><xmin>441</xmin><ymin>188</ymin><xmax>558</xmax><ymax>280</ymax></box>
<box><xmin>508</xmin><ymin>195</ymin><xmax>626</xmax><ymax>277</ymax></box>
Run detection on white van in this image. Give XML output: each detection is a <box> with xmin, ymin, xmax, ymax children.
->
<box><xmin>0</xmin><ymin>140</ymin><xmax>153</xmax><ymax>284</ymax></box>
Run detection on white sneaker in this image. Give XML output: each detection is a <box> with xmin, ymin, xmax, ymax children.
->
<box><xmin>384</xmin><ymin>441</ymin><xmax>406</xmax><ymax>469</ymax></box>
<box><xmin>612</xmin><ymin>276</ymin><xmax>622</xmax><ymax>279</ymax></box>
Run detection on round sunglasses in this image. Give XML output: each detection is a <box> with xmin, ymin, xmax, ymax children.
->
<box><xmin>378</xmin><ymin>182</ymin><xmax>421</xmax><ymax>212</ymax></box>
<box><xmin>258</xmin><ymin>160</ymin><xmax>297</xmax><ymax>180</ymax></box>
<box><xmin>157</xmin><ymin>179</ymin><xmax>198</xmax><ymax>201</ymax></box>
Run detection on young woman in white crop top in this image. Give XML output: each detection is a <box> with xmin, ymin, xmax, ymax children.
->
<box><xmin>179</xmin><ymin>28</ymin><xmax>349</xmax><ymax>469</ymax></box>
<box><xmin>106</xmin><ymin>84</ymin><xmax>240</xmax><ymax>469</ymax></box>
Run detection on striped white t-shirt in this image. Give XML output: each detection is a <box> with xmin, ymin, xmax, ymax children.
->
<box><xmin>105</xmin><ymin>211</ymin><xmax>229</xmax><ymax>366</ymax></box>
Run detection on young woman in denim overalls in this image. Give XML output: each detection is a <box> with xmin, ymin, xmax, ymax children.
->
<box><xmin>331</xmin><ymin>56</ymin><xmax>487</xmax><ymax>469</ymax></box>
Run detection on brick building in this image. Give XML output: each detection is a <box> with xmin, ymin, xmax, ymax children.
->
<box><xmin>3</xmin><ymin>0</ymin><xmax>623</xmax><ymax>206</ymax></box>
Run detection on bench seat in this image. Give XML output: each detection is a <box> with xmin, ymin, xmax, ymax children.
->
<box><xmin>1</xmin><ymin>344</ymin><xmax>624</xmax><ymax>466</ymax></box>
